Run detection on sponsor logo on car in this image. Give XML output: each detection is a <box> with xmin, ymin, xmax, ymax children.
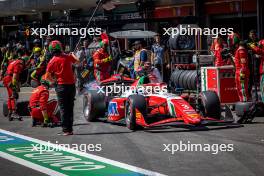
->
<box><xmin>108</xmin><ymin>102</ymin><xmax>119</xmax><ymax>116</ymax></box>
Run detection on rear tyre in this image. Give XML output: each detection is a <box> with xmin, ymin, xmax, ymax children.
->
<box><xmin>83</xmin><ymin>90</ymin><xmax>105</xmax><ymax>122</ymax></box>
<box><xmin>16</xmin><ymin>101</ymin><xmax>30</xmax><ymax>116</ymax></box>
<box><xmin>200</xmin><ymin>91</ymin><xmax>221</xmax><ymax>119</ymax></box>
<box><xmin>125</xmin><ymin>95</ymin><xmax>146</xmax><ymax>131</ymax></box>
<box><xmin>3</xmin><ymin>101</ymin><xmax>29</xmax><ymax>117</ymax></box>
<box><xmin>3</xmin><ymin>101</ymin><xmax>8</xmax><ymax>117</ymax></box>
<box><xmin>235</xmin><ymin>102</ymin><xmax>254</xmax><ymax>123</ymax></box>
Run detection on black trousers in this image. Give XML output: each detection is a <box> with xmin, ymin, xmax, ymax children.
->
<box><xmin>56</xmin><ymin>84</ymin><xmax>76</xmax><ymax>133</ymax></box>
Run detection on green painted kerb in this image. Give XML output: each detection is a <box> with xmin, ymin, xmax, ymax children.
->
<box><xmin>0</xmin><ymin>131</ymin><xmax>153</xmax><ymax>176</ymax></box>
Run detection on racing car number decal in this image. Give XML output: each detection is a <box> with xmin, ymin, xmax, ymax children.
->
<box><xmin>108</xmin><ymin>102</ymin><xmax>119</xmax><ymax>116</ymax></box>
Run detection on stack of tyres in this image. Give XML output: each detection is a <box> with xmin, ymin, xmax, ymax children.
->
<box><xmin>170</xmin><ymin>70</ymin><xmax>198</xmax><ymax>90</ymax></box>
<box><xmin>170</xmin><ymin>70</ymin><xmax>184</xmax><ymax>89</ymax></box>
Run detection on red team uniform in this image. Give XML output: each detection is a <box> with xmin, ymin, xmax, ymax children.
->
<box><xmin>93</xmin><ymin>48</ymin><xmax>112</xmax><ymax>82</ymax></box>
<box><xmin>249</xmin><ymin>39</ymin><xmax>264</xmax><ymax>102</ymax></box>
<box><xmin>234</xmin><ymin>46</ymin><xmax>250</xmax><ymax>102</ymax></box>
<box><xmin>211</xmin><ymin>38</ymin><xmax>224</xmax><ymax>66</ymax></box>
<box><xmin>46</xmin><ymin>53</ymin><xmax>76</xmax><ymax>85</ymax></box>
<box><xmin>45</xmin><ymin>40</ymin><xmax>78</xmax><ymax>134</ymax></box>
<box><xmin>29</xmin><ymin>85</ymin><xmax>59</xmax><ymax>124</ymax></box>
<box><xmin>3</xmin><ymin>59</ymin><xmax>24</xmax><ymax>111</ymax></box>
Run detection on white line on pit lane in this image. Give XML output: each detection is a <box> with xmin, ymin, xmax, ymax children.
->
<box><xmin>0</xmin><ymin>129</ymin><xmax>167</xmax><ymax>176</ymax></box>
<box><xmin>0</xmin><ymin>151</ymin><xmax>66</xmax><ymax>176</ymax></box>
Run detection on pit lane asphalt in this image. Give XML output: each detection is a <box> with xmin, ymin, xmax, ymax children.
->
<box><xmin>0</xmin><ymin>87</ymin><xmax>263</xmax><ymax>176</ymax></box>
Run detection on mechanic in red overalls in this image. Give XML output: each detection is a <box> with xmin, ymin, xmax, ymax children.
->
<box><xmin>211</xmin><ymin>37</ymin><xmax>224</xmax><ymax>66</ymax></box>
<box><xmin>29</xmin><ymin>77</ymin><xmax>59</xmax><ymax>127</ymax></box>
<box><xmin>45</xmin><ymin>40</ymin><xmax>79</xmax><ymax>135</ymax></box>
<box><xmin>234</xmin><ymin>41</ymin><xmax>250</xmax><ymax>102</ymax></box>
<box><xmin>93</xmin><ymin>33</ymin><xmax>112</xmax><ymax>82</ymax></box>
<box><xmin>248</xmin><ymin>39</ymin><xmax>264</xmax><ymax>102</ymax></box>
<box><xmin>3</xmin><ymin>48</ymin><xmax>25</xmax><ymax>121</ymax></box>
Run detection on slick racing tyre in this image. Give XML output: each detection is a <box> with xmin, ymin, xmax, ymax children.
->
<box><xmin>169</xmin><ymin>70</ymin><xmax>178</xmax><ymax>88</ymax></box>
<box><xmin>3</xmin><ymin>101</ymin><xmax>8</xmax><ymax>117</ymax></box>
<box><xmin>125</xmin><ymin>95</ymin><xmax>147</xmax><ymax>131</ymax></box>
<box><xmin>235</xmin><ymin>102</ymin><xmax>254</xmax><ymax>117</ymax></box>
<box><xmin>170</xmin><ymin>70</ymin><xmax>198</xmax><ymax>90</ymax></box>
<box><xmin>183</xmin><ymin>71</ymin><xmax>193</xmax><ymax>90</ymax></box>
<box><xmin>190</xmin><ymin>71</ymin><xmax>198</xmax><ymax>90</ymax></box>
<box><xmin>16</xmin><ymin>101</ymin><xmax>30</xmax><ymax>116</ymax></box>
<box><xmin>200</xmin><ymin>91</ymin><xmax>221</xmax><ymax>119</ymax></box>
<box><xmin>178</xmin><ymin>70</ymin><xmax>186</xmax><ymax>89</ymax></box>
<box><xmin>83</xmin><ymin>90</ymin><xmax>105</xmax><ymax>122</ymax></box>
<box><xmin>235</xmin><ymin>102</ymin><xmax>254</xmax><ymax>123</ymax></box>
<box><xmin>3</xmin><ymin>101</ymin><xmax>29</xmax><ymax>117</ymax></box>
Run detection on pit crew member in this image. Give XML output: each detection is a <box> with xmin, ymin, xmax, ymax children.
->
<box><xmin>93</xmin><ymin>34</ymin><xmax>112</xmax><ymax>82</ymax></box>
<box><xmin>30</xmin><ymin>47</ymin><xmax>47</xmax><ymax>84</ymax></box>
<box><xmin>29</xmin><ymin>78</ymin><xmax>58</xmax><ymax>127</ymax></box>
<box><xmin>245</xmin><ymin>30</ymin><xmax>259</xmax><ymax>97</ymax></box>
<box><xmin>211</xmin><ymin>37</ymin><xmax>225</xmax><ymax>66</ymax></box>
<box><xmin>247</xmin><ymin>39</ymin><xmax>264</xmax><ymax>102</ymax></box>
<box><xmin>45</xmin><ymin>40</ymin><xmax>79</xmax><ymax>135</ymax></box>
<box><xmin>2</xmin><ymin>48</ymin><xmax>25</xmax><ymax>120</ymax></box>
<box><xmin>234</xmin><ymin>41</ymin><xmax>250</xmax><ymax>102</ymax></box>
<box><xmin>0</xmin><ymin>44</ymin><xmax>14</xmax><ymax>79</ymax></box>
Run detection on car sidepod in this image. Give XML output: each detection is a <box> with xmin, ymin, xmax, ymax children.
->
<box><xmin>168</xmin><ymin>97</ymin><xmax>201</xmax><ymax>125</ymax></box>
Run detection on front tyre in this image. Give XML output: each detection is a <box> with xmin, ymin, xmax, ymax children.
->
<box><xmin>200</xmin><ymin>91</ymin><xmax>221</xmax><ymax>119</ymax></box>
<box><xmin>125</xmin><ymin>95</ymin><xmax>146</xmax><ymax>131</ymax></box>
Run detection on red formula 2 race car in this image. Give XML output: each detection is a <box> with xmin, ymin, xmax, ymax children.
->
<box><xmin>83</xmin><ymin>75</ymin><xmax>235</xmax><ymax>131</ymax></box>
